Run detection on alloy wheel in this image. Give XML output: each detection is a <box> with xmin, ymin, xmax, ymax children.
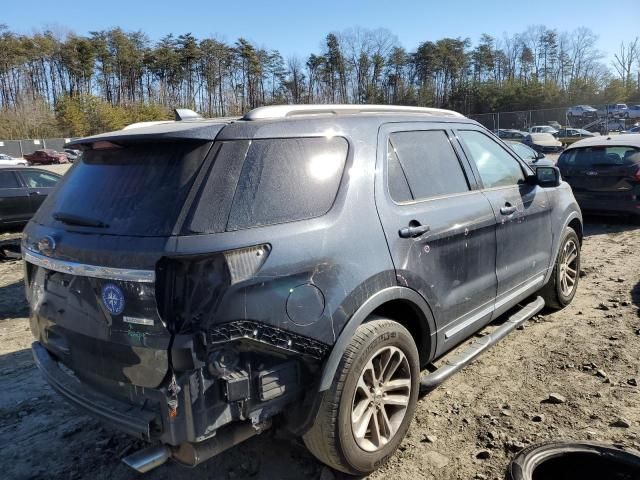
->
<box><xmin>559</xmin><ymin>239</ymin><xmax>578</xmax><ymax>297</ymax></box>
<box><xmin>351</xmin><ymin>346</ymin><xmax>411</xmax><ymax>452</ymax></box>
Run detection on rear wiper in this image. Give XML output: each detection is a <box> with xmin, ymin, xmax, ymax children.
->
<box><xmin>53</xmin><ymin>212</ymin><xmax>109</xmax><ymax>228</ymax></box>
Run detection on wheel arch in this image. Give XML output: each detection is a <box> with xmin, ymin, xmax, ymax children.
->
<box><xmin>318</xmin><ymin>286</ymin><xmax>436</xmax><ymax>392</ymax></box>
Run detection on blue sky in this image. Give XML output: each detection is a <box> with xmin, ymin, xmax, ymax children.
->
<box><xmin>3</xmin><ymin>0</ymin><xmax>637</xmax><ymax>61</ymax></box>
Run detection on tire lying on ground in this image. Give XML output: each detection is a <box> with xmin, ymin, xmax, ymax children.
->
<box><xmin>506</xmin><ymin>441</ymin><xmax>640</xmax><ymax>480</ymax></box>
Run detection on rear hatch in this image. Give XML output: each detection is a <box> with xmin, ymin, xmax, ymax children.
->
<box><xmin>558</xmin><ymin>145</ymin><xmax>640</xmax><ymax>196</ymax></box>
<box><xmin>24</xmin><ymin>138</ymin><xmax>215</xmax><ymax>389</ymax></box>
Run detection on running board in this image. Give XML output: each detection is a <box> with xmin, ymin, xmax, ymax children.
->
<box><xmin>420</xmin><ymin>296</ymin><xmax>545</xmax><ymax>393</ymax></box>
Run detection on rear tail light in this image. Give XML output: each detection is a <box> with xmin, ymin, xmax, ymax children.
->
<box><xmin>634</xmin><ymin>167</ymin><xmax>640</xmax><ymax>182</ymax></box>
<box><xmin>156</xmin><ymin>244</ymin><xmax>271</xmax><ymax>333</ymax></box>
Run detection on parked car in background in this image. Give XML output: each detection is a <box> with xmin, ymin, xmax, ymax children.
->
<box><xmin>627</xmin><ymin>105</ymin><xmax>640</xmax><ymax>119</ymax></box>
<box><xmin>64</xmin><ymin>148</ymin><xmax>82</xmax><ymax>162</ymax></box>
<box><xmin>621</xmin><ymin>126</ymin><xmax>640</xmax><ymax>134</ymax></box>
<box><xmin>0</xmin><ymin>153</ymin><xmax>28</xmax><ymax>167</ymax></box>
<box><xmin>567</xmin><ymin>105</ymin><xmax>598</xmax><ymax>119</ymax></box>
<box><xmin>24</xmin><ymin>149</ymin><xmax>68</xmax><ymax>165</ymax></box>
<box><xmin>0</xmin><ymin>167</ymin><xmax>61</xmax><ymax>227</ymax></box>
<box><xmin>506</xmin><ymin>141</ymin><xmax>555</xmax><ymax>166</ymax></box>
<box><xmin>23</xmin><ymin>105</ymin><xmax>582</xmax><ymax>477</ymax></box>
<box><xmin>558</xmin><ymin>134</ymin><xmax>640</xmax><ymax>218</ymax></box>
<box><xmin>597</xmin><ymin>104</ymin><xmax>629</xmax><ymax>118</ymax></box>
<box><xmin>494</xmin><ymin>129</ymin><xmax>528</xmax><ymax>141</ymax></box>
<box><xmin>529</xmin><ymin>125</ymin><xmax>559</xmax><ymax>134</ymax></box>
<box><xmin>524</xmin><ymin>133</ymin><xmax>564</xmax><ymax>153</ymax></box>
<box><xmin>555</xmin><ymin>128</ymin><xmax>597</xmax><ymax>146</ymax></box>
<box><xmin>548</xmin><ymin>121</ymin><xmax>562</xmax><ymax>130</ymax></box>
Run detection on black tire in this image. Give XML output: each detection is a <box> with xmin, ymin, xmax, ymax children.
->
<box><xmin>303</xmin><ymin>318</ymin><xmax>420</xmax><ymax>475</ymax></box>
<box><xmin>538</xmin><ymin>227</ymin><xmax>580</xmax><ymax>309</ymax></box>
<box><xmin>505</xmin><ymin>440</ymin><xmax>640</xmax><ymax>480</ymax></box>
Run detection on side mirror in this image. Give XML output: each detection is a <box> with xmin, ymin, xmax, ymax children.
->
<box><xmin>531</xmin><ymin>166</ymin><xmax>561</xmax><ymax>187</ymax></box>
<box><xmin>536</xmin><ymin>152</ymin><xmax>546</xmax><ymax>159</ymax></box>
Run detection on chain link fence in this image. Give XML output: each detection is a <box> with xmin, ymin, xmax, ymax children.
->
<box><xmin>468</xmin><ymin>106</ymin><xmax>636</xmax><ymax>133</ymax></box>
<box><xmin>0</xmin><ymin>138</ymin><xmax>73</xmax><ymax>158</ymax></box>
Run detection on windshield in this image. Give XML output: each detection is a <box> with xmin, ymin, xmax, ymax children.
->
<box><xmin>34</xmin><ymin>141</ymin><xmax>212</xmax><ymax>236</ymax></box>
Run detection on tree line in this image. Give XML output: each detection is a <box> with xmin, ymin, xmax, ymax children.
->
<box><xmin>0</xmin><ymin>24</ymin><xmax>639</xmax><ymax>138</ymax></box>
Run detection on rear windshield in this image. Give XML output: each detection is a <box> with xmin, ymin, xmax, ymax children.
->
<box><xmin>35</xmin><ymin>141</ymin><xmax>212</xmax><ymax>236</ymax></box>
<box><xmin>559</xmin><ymin>146</ymin><xmax>640</xmax><ymax>167</ymax></box>
<box><xmin>188</xmin><ymin>137</ymin><xmax>348</xmax><ymax>233</ymax></box>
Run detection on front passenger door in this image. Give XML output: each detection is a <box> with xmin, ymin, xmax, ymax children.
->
<box><xmin>456</xmin><ymin>129</ymin><xmax>552</xmax><ymax>311</ymax></box>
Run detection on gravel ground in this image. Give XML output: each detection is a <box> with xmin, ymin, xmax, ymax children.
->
<box><xmin>1</xmin><ymin>161</ymin><xmax>639</xmax><ymax>480</ymax></box>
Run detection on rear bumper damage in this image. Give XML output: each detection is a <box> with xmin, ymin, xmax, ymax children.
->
<box><xmin>33</xmin><ymin>327</ymin><xmax>324</xmax><ymax>470</ymax></box>
<box><xmin>32</xmin><ymin>341</ymin><xmax>159</xmax><ymax>439</ymax></box>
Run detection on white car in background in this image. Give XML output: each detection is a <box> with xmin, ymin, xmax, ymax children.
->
<box><xmin>627</xmin><ymin>105</ymin><xmax>640</xmax><ymax>119</ymax></box>
<box><xmin>528</xmin><ymin>125</ymin><xmax>559</xmax><ymax>134</ymax></box>
<box><xmin>567</xmin><ymin>105</ymin><xmax>598</xmax><ymax>118</ymax></box>
<box><xmin>0</xmin><ymin>153</ymin><xmax>27</xmax><ymax>166</ymax></box>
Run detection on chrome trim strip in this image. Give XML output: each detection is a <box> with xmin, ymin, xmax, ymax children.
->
<box><xmin>23</xmin><ymin>249</ymin><xmax>155</xmax><ymax>283</ymax></box>
<box><xmin>444</xmin><ymin>275</ymin><xmax>544</xmax><ymax>339</ymax></box>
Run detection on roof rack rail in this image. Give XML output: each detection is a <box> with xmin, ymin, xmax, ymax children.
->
<box><xmin>242</xmin><ymin>104</ymin><xmax>465</xmax><ymax>121</ymax></box>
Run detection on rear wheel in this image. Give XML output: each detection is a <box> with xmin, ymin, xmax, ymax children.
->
<box><xmin>303</xmin><ymin>318</ymin><xmax>419</xmax><ymax>475</ymax></box>
<box><xmin>539</xmin><ymin>227</ymin><xmax>580</xmax><ymax>309</ymax></box>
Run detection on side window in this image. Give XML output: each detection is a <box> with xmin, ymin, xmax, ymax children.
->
<box><xmin>458</xmin><ymin>130</ymin><xmax>525</xmax><ymax>189</ymax></box>
<box><xmin>0</xmin><ymin>171</ymin><xmax>20</xmax><ymax>188</ymax></box>
<box><xmin>19</xmin><ymin>171</ymin><xmax>59</xmax><ymax>188</ymax></box>
<box><xmin>388</xmin><ymin>130</ymin><xmax>470</xmax><ymax>202</ymax></box>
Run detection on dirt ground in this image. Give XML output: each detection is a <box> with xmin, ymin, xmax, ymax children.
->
<box><xmin>1</xmin><ymin>163</ymin><xmax>639</xmax><ymax>479</ymax></box>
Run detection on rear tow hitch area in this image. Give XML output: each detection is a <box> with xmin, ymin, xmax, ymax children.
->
<box><xmin>122</xmin><ymin>419</ymin><xmax>272</xmax><ymax>473</ymax></box>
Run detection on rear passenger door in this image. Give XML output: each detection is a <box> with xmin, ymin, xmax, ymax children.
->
<box><xmin>455</xmin><ymin>128</ymin><xmax>552</xmax><ymax>311</ymax></box>
<box><xmin>376</xmin><ymin>123</ymin><xmax>498</xmax><ymax>352</ymax></box>
<box><xmin>0</xmin><ymin>170</ymin><xmax>31</xmax><ymax>223</ymax></box>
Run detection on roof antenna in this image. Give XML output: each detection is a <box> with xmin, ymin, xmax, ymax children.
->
<box><xmin>174</xmin><ymin>108</ymin><xmax>202</xmax><ymax>121</ymax></box>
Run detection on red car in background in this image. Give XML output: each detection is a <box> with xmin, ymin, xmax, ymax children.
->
<box><xmin>24</xmin><ymin>149</ymin><xmax>68</xmax><ymax>165</ymax></box>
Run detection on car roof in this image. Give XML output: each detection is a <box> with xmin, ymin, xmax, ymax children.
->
<box><xmin>67</xmin><ymin>104</ymin><xmax>477</xmax><ymax>149</ymax></box>
<box><xmin>565</xmin><ymin>133</ymin><xmax>640</xmax><ymax>150</ymax></box>
<box><xmin>0</xmin><ymin>165</ymin><xmax>61</xmax><ymax>174</ymax></box>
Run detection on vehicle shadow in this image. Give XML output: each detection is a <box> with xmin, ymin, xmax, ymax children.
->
<box><xmin>582</xmin><ymin>213</ymin><xmax>639</xmax><ymax>237</ymax></box>
<box><xmin>0</xmin><ymin>277</ymin><xmax>28</xmax><ymax>319</ymax></box>
<box><xmin>0</xmin><ymin>345</ymin><xmax>328</xmax><ymax>480</ymax></box>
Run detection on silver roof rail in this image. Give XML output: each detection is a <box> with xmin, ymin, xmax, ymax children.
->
<box><xmin>242</xmin><ymin>104</ymin><xmax>465</xmax><ymax>120</ymax></box>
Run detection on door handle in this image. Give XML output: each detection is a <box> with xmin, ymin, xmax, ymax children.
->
<box><xmin>29</xmin><ymin>191</ymin><xmax>41</xmax><ymax>195</ymax></box>
<box><xmin>500</xmin><ymin>204</ymin><xmax>517</xmax><ymax>215</ymax></box>
<box><xmin>399</xmin><ymin>223</ymin><xmax>430</xmax><ymax>238</ymax></box>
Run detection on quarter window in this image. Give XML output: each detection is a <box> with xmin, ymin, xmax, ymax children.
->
<box><xmin>458</xmin><ymin>130</ymin><xmax>525</xmax><ymax>188</ymax></box>
<box><xmin>388</xmin><ymin>130</ymin><xmax>470</xmax><ymax>202</ymax></box>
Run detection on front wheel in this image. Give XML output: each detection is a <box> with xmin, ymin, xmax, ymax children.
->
<box><xmin>303</xmin><ymin>318</ymin><xmax>419</xmax><ymax>475</ymax></box>
<box><xmin>538</xmin><ymin>227</ymin><xmax>580</xmax><ymax>309</ymax></box>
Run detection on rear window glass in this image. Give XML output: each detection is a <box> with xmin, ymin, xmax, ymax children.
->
<box><xmin>559</xmin><ymin>146</ymin><xmax>640</xmax><ymax>167</ymax></box>
<box><xmin>188</xmin><ymin>137</ymin><xmax>348</xmax><ymax>233</ymax></box>
<box><xmin>35</xmin><ymin>141</ymin><xmax>212</xmax><ymax>236</ymax></box>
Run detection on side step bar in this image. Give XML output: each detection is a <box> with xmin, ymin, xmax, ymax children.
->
<box><xmin>420</xmin><ymin>296</ymin><xmax>545</xmax><ymax>393</ymax></box>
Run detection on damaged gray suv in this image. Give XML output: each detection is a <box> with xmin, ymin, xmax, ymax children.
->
<box><xmin>23</xmin><ymin>105</ymin><xmax>582</xmax><ymax>476</ymax></box>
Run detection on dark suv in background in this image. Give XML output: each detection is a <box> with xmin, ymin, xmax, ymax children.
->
<box><xmin>23</xmin><ymin>105</ymin><xmax>582</xmax><ymax>476</ymax></box>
